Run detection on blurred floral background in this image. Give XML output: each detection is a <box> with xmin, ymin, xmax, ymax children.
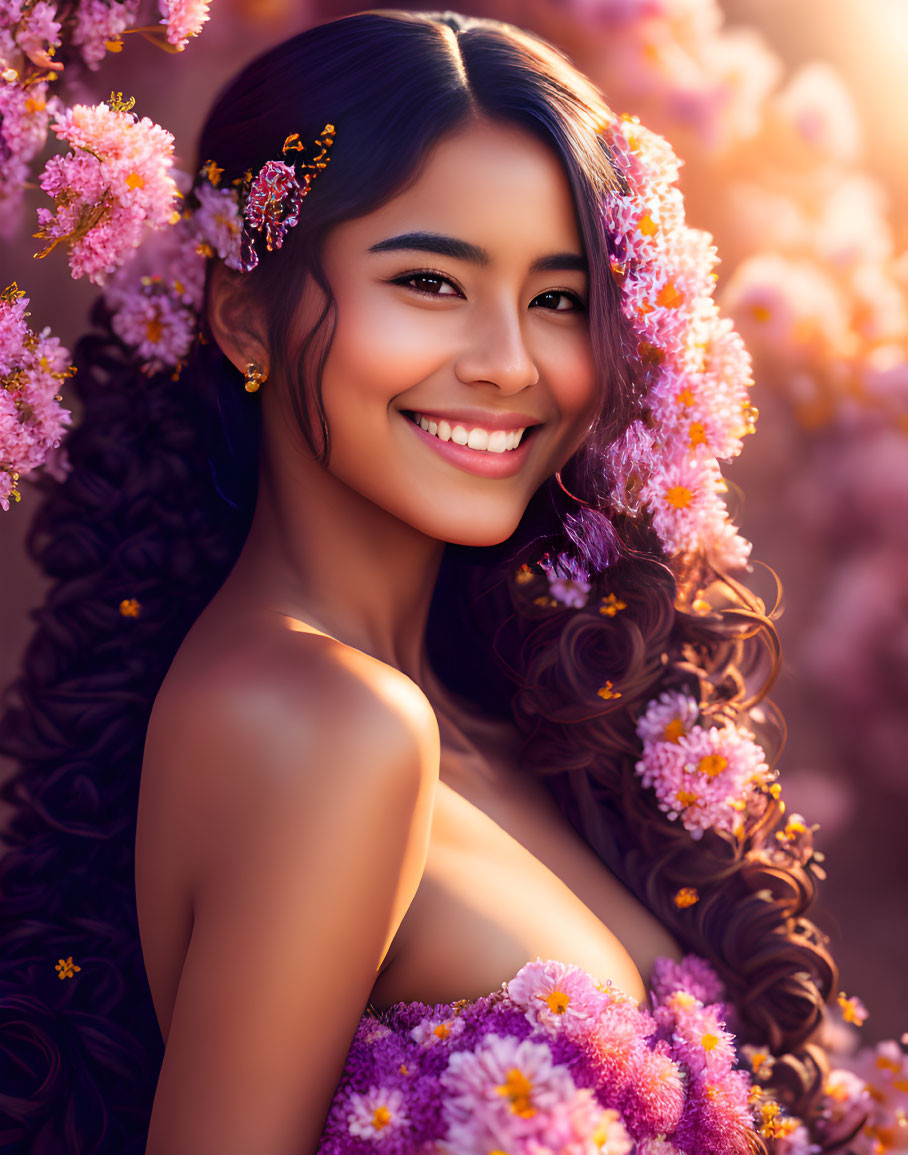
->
<box><xmin>1</xmin><ymin>0</ymin><xmax>906</xmax><ymax>1044</ymax></box>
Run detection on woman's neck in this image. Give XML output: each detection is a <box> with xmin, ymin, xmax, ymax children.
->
<box><xmin>224</xmin><ymin>445</ymin><xmax>445</xmax><ymax>686</ymax></box>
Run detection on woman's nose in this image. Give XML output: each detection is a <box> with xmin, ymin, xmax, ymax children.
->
<box><xmin>452</xmin><ymin>306</ymin><xmax>540</xmax><ymax>394</ymax></box>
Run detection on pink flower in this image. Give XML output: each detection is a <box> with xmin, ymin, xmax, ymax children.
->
<box><xmin>650</xmin><ymin>954</ymin><xmax>725</xmax><ymax>1008</ymax></box>
<box><xmin>103</xmin><ymin>218</ymin><xmax>204</xmax><ymax>370</ymax></box>
<box><xmin>440</xmin><ymin>1034</ymin><xmax>581</xmax><ymax>1152</ymax></box>
<box><xmin>12</xmin><ymin>0</ymin><xmax>60</xmax><ymax>67</ymax></box>
<box><xmin>158</xmin><ymin>0</ymin><xmax>211</xmax><ymax>49</ymax></box>
<box><xmin>71</xmin><ymin>0</ymin><xmax>141</xmax><ymax>69</ymax></box>
<box><xmin>635</xmin><ymin>719</ymin><xmax>770</xmax><ymax>839</ymax></box>
<box><xmin>409</xmin><ymin>1014</ymin><xmax>466</xmax><ymax>1047</ymax></box>
<box><xmin>0</xmin><ymin>78</ymin><xmax>57</xmax><ymax>235</ymax></box>
<box><xmin>0</xmin><ymin>285</ymin><xmax>73</xmax><ymax>509</ymax></box>
<box><xmin>346</xmin><ymin>1083</ymin><xmax>409</xmax><ymax>1140</ymax></box>
<box><xmin>193</xmin><ymin>180</ymin><xmax>243</xmax><ymax>268</ymax></box>
<box><xmin>35</xmin><ymin>97</ymin><xmax>178</xmax><ymax>284</ymax></box>
<box><xmin>507</xmin><ymin>959</ymin><xmax>606</xmax><ymax>1032</ymax></box>
<box><xmin>635</xmin><ymin>690</ymin><xmax>700</xmax><ymax>747</ymax></box>
<box><xmin>531</xmin><ymin>1096</ymin><xmax>633</xmax><ymax>1155</ymax></box>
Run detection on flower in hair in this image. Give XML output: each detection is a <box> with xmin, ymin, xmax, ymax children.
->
<box><xmin>236</xmin><ymin>126</ymin><xmax>336</xmax><ymax>272</ymax></box>
<box><xmin>634</xmin><ymin>693</ymin><xmax>772</xmax><ymax>839</ymax></box>
<box><xmin>539</xmin><ymin>550</ymin><xmax>592</xmax><ymax>608</ymax></box>
<box><xmin>599</xmin><ymin>113</ymin><xmax>757</xmax><ymax>569</ymax></box>
<box><xmin>243</xmin><ymin>159</ymin><xmax>304</xmax><ymax>257</ymax></box>
<box><xmin>34</xmin><ymin>93</ymin><xmax>179</xmax><ymax>284</ymax></box>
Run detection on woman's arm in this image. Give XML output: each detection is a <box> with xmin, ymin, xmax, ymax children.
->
<box><xmin>140</xmin><ymin>637</ymin><xmax>439</xmax><ymax>1155</ymax></box>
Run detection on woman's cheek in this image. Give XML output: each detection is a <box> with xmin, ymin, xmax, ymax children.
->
<box><xmin>331</xmin><ymin>293</ymin><xmax>452</xmax><ymax>404</ymax></box>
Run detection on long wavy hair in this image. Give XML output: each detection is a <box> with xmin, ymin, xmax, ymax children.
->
<box><xmin>0</xmin><ymin>10</ymin><xmax>836</xmax><ymax>1152</ymax></box>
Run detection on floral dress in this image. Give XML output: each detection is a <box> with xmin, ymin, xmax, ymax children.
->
<box><xmin>315</xmin><ymin>954</ymin><xmax>804</xmax><ymax>1155</ymax></box>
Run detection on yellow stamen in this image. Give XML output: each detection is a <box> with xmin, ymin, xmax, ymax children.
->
<box><xmin>599</xmin><ymin>593</ymin><xmax>627</xmax><ymax>617</ymax></box>
<box><xmin>538</xmin><ymin>989</ymin><xmax>570</xmax><ymax>1014</ymax></box>
<box><xmin>496</xmin><ymin>1068</ymin><xmax>536</xmax><ymax>1118</ymax></box>
<box><xmin>657</xmin><ymin>282</ymin><xmax>682</xmax><ymax>308</ymax></box>
<box><xmin>697</xmin><ymin>754</ymin><xmax>728</xmax><ymax>778</ymax></box>
<box><xmin>665</xmin><ymin>485</ymin><xmax>692</xmax><ymax>509</ymax></box>
<box><xmin>664</xmin><ymin>717</ymin><xmax>686</xmax><ymax>743</ymax></box>
<box><xmin>371</xmin><ymin>1105</ymin><xmax>391</xmax><ymax>1130</ymax></box>
<box><xmin>674</xmin><ymin>887</ymin><xmax>699</xmax><ymax>909</ymax></box>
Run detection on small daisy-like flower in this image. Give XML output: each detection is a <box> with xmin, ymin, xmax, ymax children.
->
<box><xmin>55</xmin><ymin>956</ymin><xmax>81</xmax><ymax>978</ymax></box>
<box><xmin>673</xmin><ymin>886</ymin><xmax>699</xmax><ymax>909</ymax></box>
<box><xmin>836</xmin><ymin>991</ymin><xmax>868</xmax><ymax>1027</ymax></box>
<box><xmin>410</xmin><ymin>1015</ymin><xmax>466</xmax><ymax>1047</ymax></box>
<box><xmin>636</xmin><ymin>690</ymin><xmax>701</xmax><ymax>746</ymax></box>
<box><xmin>599</xmin><ymin>593</ymin><xmax>627</xmax><ymax>617</ymax></box>
<box><xmin>506</xmin><ymin>958</ymin><xmax>603</xmax><ymax>1032</ymax></box>
<box><xmin>441</xmin><ymin>1034</ymin><xmax>580</xmax><ymax>1150</ymax></box>
<box><xmin>346</xmin><ymin>1084</ymin><xmax>409</xmax><ymax>1139</ymax></box>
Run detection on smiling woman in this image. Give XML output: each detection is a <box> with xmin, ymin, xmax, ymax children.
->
<box><xmin>0</xmin><ymin>9</ymin><xmax>842</xmax><ymax>1155</ymax></box>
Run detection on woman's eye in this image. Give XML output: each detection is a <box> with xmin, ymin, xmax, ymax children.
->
<box><xmin>393</xmin><ymin>272</ymin><xmax>462</xmax><ymax>297</ymax></box>
<box><xmin>533</xmin><ymin>289</ymin><xmax>586</xmax><ymax>313</ymax></box>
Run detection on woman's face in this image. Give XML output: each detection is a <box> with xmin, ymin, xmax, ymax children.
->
<box><xmin>292</xmin><ymin>117</ymin><xmax>600</xmax><ymax>547</ymax></box>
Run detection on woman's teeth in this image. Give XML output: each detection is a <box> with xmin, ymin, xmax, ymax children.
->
<box><xmin>410</xmin><ymin>412</ymin><xmax>526</xmax><ymax>453</ymax></box>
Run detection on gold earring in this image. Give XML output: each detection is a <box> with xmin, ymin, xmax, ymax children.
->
<box><xmin>244</xmin><ymin>363</ymin><xmax>267</xmax><ymax>393</ymax></box>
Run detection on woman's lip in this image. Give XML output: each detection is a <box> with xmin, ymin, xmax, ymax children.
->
<box><xmin>401</xmin><ymin>412</ymin><xmax>536</xmax><ymax>478</ymax></box>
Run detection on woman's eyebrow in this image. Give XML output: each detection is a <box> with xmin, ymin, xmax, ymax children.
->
<box><xmin>367</xmin><ymin>231</ymin><xmax>587</xmax><ymax>274</ymax></box>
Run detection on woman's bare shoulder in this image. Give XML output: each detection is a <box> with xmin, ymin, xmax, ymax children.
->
<box><xmin>140</xmin><ymin>603</ymin><xmax>440</xmax><ymax>899</ymax></box>
<box><xmin>139</xmin><ymin>607</ymin><xmax>441</xmax><ymax>1154</ymax></box>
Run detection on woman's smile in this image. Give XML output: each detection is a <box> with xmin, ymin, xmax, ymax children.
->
<box><xmin>400</xmin><ymin>408</ymin><xmax>541</xmax><ymax>479</ymax></box>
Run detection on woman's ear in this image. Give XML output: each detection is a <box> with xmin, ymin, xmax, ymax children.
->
<box><xmin>206</xmin><ymin>262</ymin><xmax>269</xmax><ymax>375</ymax></box>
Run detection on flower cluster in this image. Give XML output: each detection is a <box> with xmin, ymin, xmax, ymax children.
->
<box><xmin>634</xmin><ymin>691</ymin><xmax>774</xmax><ymax>839</ymax></box>
<box><xmin>600</xmin><ymin>112</ymin><xmax>757</xmax><ymax>570</ymax></box>
<box><xmin>33</xmin><ymin>93</ymin><xmax>180</xmax><ymax>284</ymax></box>
<box><xmin>0</xmin><ymin>1</ymin><xmax>210</xmax><ymax>229</ymax></box>
<box><xmin>97</xmin><ymin>124</ymin><xmax>337</xmax><ymax>368</ymax></box>
<box><xmin>0</xmin><ymin>1</ymin><xmax>62</xmax><ymax>232</ymax></box>
<box><xmin>159</xmin><ymin>0</ymin><xmax>211</xmax><ymax>50</ymax></box>
<box><xmin>318</xmin><ymin>954</ymin><xmax>770</xmax><ymax>1153</ymax></box>
<box><xmin>817</xmin><ymin>1038</ymin><xmax>908</xmax><ymax>1153</ymax></box>
<box><xmin>0</xmin><ymin>283</ymin><xmax>73</xmax><ymax>509</ymax></box>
